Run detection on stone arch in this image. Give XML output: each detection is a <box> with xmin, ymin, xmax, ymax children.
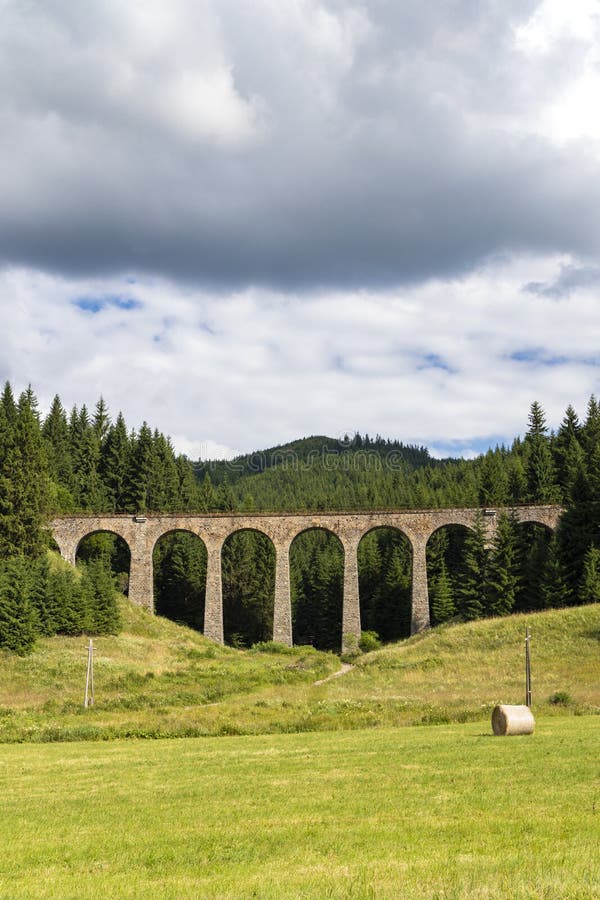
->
<box><xmin>152</xmin><ymin>529</ymin><xmax>208</xmax><ymax>631</ymax></box>
<box><xmin>289</xmin><ymin>526</ymin><xmax>344</xmax><ymax>650</ymax></box>
<box><xmin>426</xmin><ymin>523</ymin><xmax>472</xmax><ymax>626</ymax></box>
<box><xmin>222</xmin><ymin>527</ymin><xmax>276</xmax><ymax>647</ymax></box>
<box><xmin>75</xmin><ymin>529</ymin><xmax>132</xmax><ymax>596</ymax></box>
<box><xmin>358</xmin><ymin>525</ymin><xmax>413</xmax><ymax>642</ymax></box>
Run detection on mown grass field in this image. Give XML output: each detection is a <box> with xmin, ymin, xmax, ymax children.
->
<box><xmin>0</xmin><ymin>602</ymin><xmax>598</xmax><ymax>742</ymax></box>
<box><xmin>0</xmin><ymin>717</ymin><xmax>598</xmax><ymax>898</ymax></box>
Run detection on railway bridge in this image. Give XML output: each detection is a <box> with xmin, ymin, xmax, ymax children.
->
<box><xmin>50</xmin><ymin>506</ymin><xmax>562</xmax><ymax>647</ymax></box>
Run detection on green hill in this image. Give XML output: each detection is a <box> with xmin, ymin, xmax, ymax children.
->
<box><xmin>0</xmin><ymin>600</ymin><xmax>597</xmax><ymax>743</ymax></box>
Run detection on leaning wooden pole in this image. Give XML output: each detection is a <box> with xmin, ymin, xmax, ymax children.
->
<box><xmin>525</xmin><ymin>627</ymin><xmax>532</xmax><ymax>708</ymax></box>
<box><xmin>84</xmin><ymin>638</ymin><xmax>94</xmax><ymax>708</ymax></box>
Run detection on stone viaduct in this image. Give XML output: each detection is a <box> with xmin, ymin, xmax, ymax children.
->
<box><xmin>50</xmin><ymin>506</ymin><xmax>562</xmax><ymax>649</ymax></box>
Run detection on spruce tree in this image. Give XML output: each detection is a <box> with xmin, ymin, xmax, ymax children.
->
<box><xmin>540</xmin><ymin>536</ymin><xmax>570</xmax><ymax>609</ymax></box>
<box><xmin>478</xmin><ymin>449</ymin><xmax>508</xmax><ymax>506</ymax></box>
<box><xmin>82</xmin><ymin>558</ymin><xmax>121</xmax><ymax>634</ymax></box>
<box><xmin>100</xmin><ymin>413</ymin><xmax>131</xmax><ymax>511</ymax></box>
<box><xmin>42</xmin><ymin>395</ymin><xmax>74</xmax><ymax>502</ymax></box>
<box><xmin>0</xmin><ymin>558</ymin><xmax>37</xmax><ymax>654</ymax></box>
<box><xmin>524</xmin><ymin>402</ymin><xmax>559</xmax><ymax>503</ymax></box>
<box><xmin>577</xmin><ymin>545</ymin><xmax>600</xmax><ymax>604</ymax></box>
<box><xmin>486</xmin><ymin>513</ymin><xmax>520</xmax><ymax>616</ymax></box>
<box><xmin>92</xmin><ymin>396</ymin><xmax>111</xmax><ymax>444</ymax></box>
<box><xmin>125</xmin><ymin>423</ymin><xmax>153</xmax><ymax>512</ymax></box>
<box><xmin>431</xmin><ymin>560</ymin><xmax>455</xmax><ymax>624</ymax></box>
<box><xmin>456</xmin><ymin>514</ymin><xmax>487</xmax><ymax>620</ymax></box>
<box><xmin>0</xmin><ymin>390</ymin><xmax>49</xmax><ymax>557</ymax></box>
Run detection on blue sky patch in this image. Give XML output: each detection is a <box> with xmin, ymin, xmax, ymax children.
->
<box><xmin>73</xmin><ymin>295</ymin><xmax>142</xmax><ymax>314</ymax></box>
<box><xmin>509</xmin><ymin>348</ymin><xmax>568</xmax><ymax>366</ymax></box>
<box><xmin>418</xmin><ymin>353</ymin><xmax>456</xmax><ymax>373</ymax></box>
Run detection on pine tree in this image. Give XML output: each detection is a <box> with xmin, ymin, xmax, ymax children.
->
<box><xmin>478</xmin><ymin>449</ymin><xmax>508</xmax><ymax>506</ymax></box>
<box><xmin>146</xmin><ymin>432</ymin><xmax>180</xmax><ymax>511</ymax></box>
<box><xmin>29</xmin><ymin>555</ymin><xmax>55</xmax><ymax>636</ymax></box>
<box><xmin>515</xmin><ymin>524</ymin><xmax>551</xmax><ymax>611</ymax></box>
<box><xmin>486</xmin><ymin>513</ymin><xmax>520</xmax><ymax>616</ymax></box>
<box><xmin>0</xmin><ymin>390</ymin><xmax>50</xmax><ymax>557</ymax></box>
<box><xmin>100</xmin><ymin>413</ymin><xmax>131</xmax><ymax>511</ymax></box>
<box><xmin>0</xmin><ymin>558</ymin><xmax>37</xmax><ymax>654</ymax></box>
<box><xmin>82</xmin><ymin>558</ymin><xmax>121</xmax><ymax>634</ymax></box>
<box><xmin>42</xmin><ymin>395</ymin><xmax>74</xmax><ymax>500</ymax></box>
<box><xmin>540</xmin><ymin>536</ymin><xmax>570</xmax><ymax>609</ymax></box>
<box><xmin>50</xmin><ymin>568</ymin><xmax>87</xmax><ymax>635</ymax></box>
<box><xmin>524</xmin><ymin>402</ymin><xmax>559</xmax><ymax>503</ymax></box>
<box><xmin>577</xmin><ymin>545</ymin><xmax>600</xmax><ymax>604</ymax></box>
<box><xmin>125</xmin><ymin>423</ymin><xmax>154</xmax><ymax>512</ymax></box>
<box><xmin>431</xmin><ymin>560</ymin><xmax>455</xmax><ymax>624</ymax></box>
<box><xmin>1</xmin><ymin>382</ymin><xmax>17</xmax><ymax>426</ymax></box>
<box><xmin>456</xmin><ymin>514</ymin><xmax>487</xmax><ymax>620</ymax></box>
<box><xmin>198</xmin><ymin>472</ymin><xmax>217</xmax><ymax>511</ymax></box>
<box><xmin>92</xmin><ymin>396</ymin><xmax>111</xmax><ymax>444</ymax></box>
<box><xmin>176</xmin><ymin>456</ymin><xmax>199</xmax><ymax>510</ymax></box>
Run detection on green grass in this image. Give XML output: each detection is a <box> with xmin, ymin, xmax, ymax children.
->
<box><xmin>0</xmin><ymin>602</ymin><xmax>598</xmax><ymax>742</ymax></box>
<box><xmin>0</xmin><ymin>717</ymin><xmax>598</xmax><ymax>898</ymax></box>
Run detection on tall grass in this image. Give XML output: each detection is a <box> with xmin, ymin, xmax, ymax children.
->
<box><xmin>0</xmin><ymin>602</ymin><xmax>598</xmax><ymax>743</ymax></box>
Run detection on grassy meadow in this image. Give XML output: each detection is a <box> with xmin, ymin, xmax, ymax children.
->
<box><xmin>0</xmin><ymin>717</ymin><xmax>598</xmax><ymax>898</ymax></box>
<box><xmin>0</xmin><ymin>603</ymin><xmax>598</xmax><ymax>896</ymax></box>
<box><xmin>0</xmin><ymin>601</ymin><xmax>598</xmax><ymax>742</ymax></box>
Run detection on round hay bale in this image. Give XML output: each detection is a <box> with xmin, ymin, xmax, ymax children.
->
<box><xmin>491</xmin><ymin>704</ymin><xmax>535</xmax><ymax>736</ymax></box>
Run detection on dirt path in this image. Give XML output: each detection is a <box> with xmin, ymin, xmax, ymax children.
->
<box><xmin>313</xmin><ymin>662</ymin><xmax>354</xmax><ymax>686</ymax></box>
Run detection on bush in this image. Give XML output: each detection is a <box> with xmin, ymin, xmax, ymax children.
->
<box><xmin>359</xmin><ymin>630</ymin><xmax>381</xmax><ymax>653</ymax></box>
<box><xmin>549</xmin><ymin>690</ymin><xmax>572</xmax><ymax>706</ymax></box>
<box><xmin>251</xmin><ymin>641</ymin><xmax>296</xmax><ymax>655</ymax></box>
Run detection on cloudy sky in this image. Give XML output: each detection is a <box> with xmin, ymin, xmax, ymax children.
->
<box><xmin>2</xmin><ymin>0</ymin><xmax>600</xmax><ymax>459</ymax></box>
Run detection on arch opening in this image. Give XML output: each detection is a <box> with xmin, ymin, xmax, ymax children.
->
<box><xmin>514</xmin><ymin>521</ymin><xmax>554</xmax><ymax>612</ymax></box>
<box><xmin>358</xmin><ymin>527</ymin><xmax>412</xmax><ymax>642</ymax></box>
<box><xmin>76</xmin><ymin>531</ymin><xmax>131</xmax><ymax>596</ymax></box>
<box><xmin>290</xmin><ymin>528</ymin><xmax>344</xmax><ymax>651</ymax></box>
<box><xmin>426</xmin><ymin>525</ymin><xmax>470</xmax><ymax>625</ymax></box>
<box><xmin>153</xmin><ymin>530</ymin><xmax>207</xmax><ymax>631</ymax></box>
<box><xmin>44</xmin><ymin>533</ymin><xmax>61</xmax><ymax>556</ymax></box>
<box><xmin>222</xmin><ymin>529</ymin><xmax>275</xmax><ymax>648</ymax></box>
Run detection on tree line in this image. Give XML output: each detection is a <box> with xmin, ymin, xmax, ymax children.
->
<box><xmin>1</xmin><ymin>381</ymin><xmax>599</xmax><ymax>652</ymax></box>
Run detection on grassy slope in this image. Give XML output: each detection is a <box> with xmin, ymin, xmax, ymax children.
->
<box><xmin>0</xmin><ymin>602</ymin><xmax>598</xmax><ymax>742</ymax></box>
<box><xmin>1</xmin><ymin>718</ymin><xmax>598</xmax><ymax>898</ymax></box>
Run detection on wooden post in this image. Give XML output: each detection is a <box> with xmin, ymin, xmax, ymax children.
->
<box><xmin>84</xmin><ymin>638</ymin><xmax>94</xmax><ymax>708</ymax></box>
<box><xmin>525</xmin><ymin>627</ymin><xmax>531</xmax><ymax>708</ymax></box>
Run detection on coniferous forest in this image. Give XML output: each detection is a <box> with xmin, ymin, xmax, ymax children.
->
<box><xmin>1</xmin><ymin>381</ymin><xmax>599</xmax><ymax>654</ymax></box>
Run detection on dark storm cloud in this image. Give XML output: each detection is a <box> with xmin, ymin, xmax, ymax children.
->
<box><xmin>1</xmin><ymin>0</ymin><xmax>599</xmax><ymax>290</ymax></box>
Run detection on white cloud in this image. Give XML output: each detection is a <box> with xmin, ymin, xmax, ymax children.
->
<box><xmin>2</xmin><ymin>256</ymin><xmax>599</xmax><ymax>458</ymax></box>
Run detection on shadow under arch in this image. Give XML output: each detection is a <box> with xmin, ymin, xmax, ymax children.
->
<box><xmin>44</xmin><ymin>533</ymin><xmax>62</xmax><ymax>555</ymax></box>
<box><xmin>513</xmin><ymin>520</ymin><xmax>554</xmax><ymax>612</ymax></box>
<box><xmin>290</xmin><ymin>526</ymin><xmax>344</xmax><ymax>651</ymax></box>
<box><xmin>153</xmin><ymin>529</ymin><xmax>207</xmax><ymax>631</ymax></box>
<box><xmin>222</xmin><ymin>527</ymin><xmax>275</xmax><ymax>647</ymax></box>
<box><xmin>358</xmin><ymin>526</ymin><xmax>412</xmax><ymax>642</ymax></box>
<box><xmin>75</xmin><ymin>530</ymin><xmax>131</xmax><ymax>596</ymax></box>
<box><xmin>426</xmin><ymin>523</ymin><xmax>472</xmax><ymax>626</ymax></box>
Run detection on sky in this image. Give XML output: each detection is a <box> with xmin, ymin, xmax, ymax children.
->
<box><xmin>1</xmin><ymin>0</ymin><xmax>600</xmax><ymax>460</ymax></box>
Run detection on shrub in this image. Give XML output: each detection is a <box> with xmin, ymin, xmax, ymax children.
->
<box><xmin>251</xmin><ymin>641</ymin><xmax>296</xmax><ymax>655</ymax></box>
<box><xmin>549</xmin><ymin>690</ymin><xmax>572</xmax><ymax>706</ymax></box>
<box><xmin>359</xmin><ymin>630</ymin><xmax>381</xmax><ymax>653</ymax></box>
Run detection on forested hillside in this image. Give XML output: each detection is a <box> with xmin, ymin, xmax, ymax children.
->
<box><xmin>1</xmin><ymin>381</ymin><xmax>599</xmax><ymax>653</ymax></box>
